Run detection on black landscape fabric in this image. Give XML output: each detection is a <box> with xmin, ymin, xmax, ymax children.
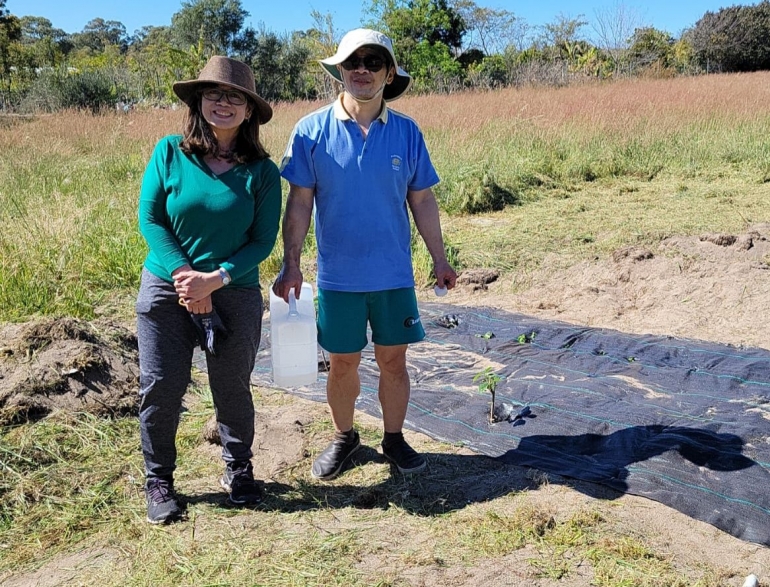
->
<box><xmin>242</xmin><ymin>302</ymin><xmax>770</xmax><ymax>547</ymax></box>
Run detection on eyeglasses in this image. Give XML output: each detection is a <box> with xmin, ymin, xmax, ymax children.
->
<box><xmin>339</xmin><ymin>55</ymin><xmax>387</xmax><ymax>73</ymax></box>
<box><xmin>201</xmin><ymin>88</ymin><xmax>247</xmax><ymax>106</ymax></box>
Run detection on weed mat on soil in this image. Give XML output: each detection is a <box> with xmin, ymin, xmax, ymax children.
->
<box><xmin>197</xmin><ymin>302</ymin><xmax>770</xmax><ymax>547</ymax></box>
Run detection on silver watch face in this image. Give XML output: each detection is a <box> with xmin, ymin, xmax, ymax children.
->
<box><xmin>220</xmin><ymin>269</ymin><xmax>231</xmax><ymax>285</ymax></box>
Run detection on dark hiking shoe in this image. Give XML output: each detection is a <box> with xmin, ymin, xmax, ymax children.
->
<box><xmin>311</xmin><ymin>429</ymin><xmax>361</xmax><ymax>480</ymax></box>
<box><xmin>382</xmin><ymin>436</ymin><xmax>426</xmax><ymax>474</ymax></box>
<box><xmin>220</xmin><ymin>461</ymin><xmax>263</xmax><ymax>505</ymax></box>
<box><xmin>145</xmin><ymin>476</ymin><xmax>182</xmax><ymax>524</ymax></box>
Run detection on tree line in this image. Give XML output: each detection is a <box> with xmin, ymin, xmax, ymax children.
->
<box><xmin>1</xmin><ymin>0</ymin><xmax>769</xmax><ymax>113</ymax></box>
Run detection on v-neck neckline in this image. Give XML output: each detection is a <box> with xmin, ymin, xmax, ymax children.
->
<box><xmin>195</xmin><ymin>153</ymin><xmax>238</xmax><ymax>178</ymax></box>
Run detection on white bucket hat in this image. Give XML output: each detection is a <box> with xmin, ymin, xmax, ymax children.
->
<box><xmin>319</xmin><ymin>28</ymin><xmax>412</xmax><ymax>102</ymax></box>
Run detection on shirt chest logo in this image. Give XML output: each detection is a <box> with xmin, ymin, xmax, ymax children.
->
<box><xmin>390</xmin><ymin>155</ymin><xmax>402</xmax><ymax>171</ymax></box>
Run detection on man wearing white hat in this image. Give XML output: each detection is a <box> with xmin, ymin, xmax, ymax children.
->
<box><xmin>273</xmin><ymin>28</ymin><xmax>457</xmax><ymax>480</ymax></box>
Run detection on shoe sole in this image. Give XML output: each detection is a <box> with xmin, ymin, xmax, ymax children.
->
<box><xmin>311</xmin><ymin>440</ymin><xmax>362</xmax><ymax>480</ymax></box>
<box><xmin>219</xmin><ymin>477</ymin><xmax>263</xmax><ymax>505</ymax></box>
<box><xmin>382</xmin><ymin>452</ymin><xmax>427</xmax><ymax>474</ymax></box>
<box><xmin>146</xmin><ymin>514</ymin><xmax>179</xmax><ymax>525</ymax></box>
<box><xmin>146</xmin><ymin>508</ymin><xmax>182</xmax><ymax>525</ymax></box>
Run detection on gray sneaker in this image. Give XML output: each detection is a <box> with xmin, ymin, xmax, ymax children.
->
<box><xmin>220</xmin><ymin>461</ymin><xmax>263</xmax><ymax>505</ymax></box>
<box><xmin>311</xmin><ymin>429</ymin><xmax>361</xmax><ymax>480</ymax></box>
<box><xmin>145</xmin><ymin>476</ymin><xmax>182</xmax><ymax>524</ymax></box>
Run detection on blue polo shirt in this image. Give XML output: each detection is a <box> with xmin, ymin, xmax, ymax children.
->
<box><xmin>280</xmin><ymin>96</ymin><xmax>439</xmax><ymax>292</ymax></box>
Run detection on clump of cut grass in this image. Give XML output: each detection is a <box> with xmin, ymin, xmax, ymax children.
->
<box><xmin>459</xmin><ymin>506</ymin><xmax>557</xmax><ymax>556</ymax></box>
<box><xmin>0</xmin><ymin>411</ymin><xmax>142</xmax><ymax>569</ymax></box>
<box><xmin>436</xmin><ymin>163</ymin><xmax>521</xmax><ymax>215</ymax></box>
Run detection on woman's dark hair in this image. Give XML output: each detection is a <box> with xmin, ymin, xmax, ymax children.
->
<box><xmin>179</xmin><ymin>87</ymin><xmax>270</xmax><ymax>163</ymax></box>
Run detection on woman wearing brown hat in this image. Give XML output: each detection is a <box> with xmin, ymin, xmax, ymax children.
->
<box><xmin>136</xmin><ymin>56</ymin><xmax>281</xmax><ymax>523</ymax></box>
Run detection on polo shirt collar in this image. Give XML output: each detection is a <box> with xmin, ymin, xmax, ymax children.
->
<box><xmin>333</xmin><ymin>93</ymin><xmax>389</xmax><ymax>124</ymax></box>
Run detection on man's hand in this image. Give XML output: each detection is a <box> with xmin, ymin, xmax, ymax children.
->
<box><xmin>434</xmin><ymin>259</ymin><xmax>458</xmax><ymax>291</ymax></box>
<box><xmin>272</xmin><ymin>264</ymin><xmax>305</xmax><ymax>303</ymax></box>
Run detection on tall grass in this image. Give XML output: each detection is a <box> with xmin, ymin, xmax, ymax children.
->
<box><xmin>2</xmin><ymin>72</ymin><xmax>770</xmax><ymax>320</ymax></box>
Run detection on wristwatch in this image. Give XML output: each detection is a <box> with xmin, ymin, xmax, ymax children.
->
<box><xmin>218</xmin><ymin>267</ymin><xmax>231</xmax><ymax>286</ymax></box>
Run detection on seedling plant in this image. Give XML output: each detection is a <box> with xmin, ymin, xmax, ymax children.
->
<box><xmin>473</xmin><ymin>366</ymin><xmax>503</xmax><ymax>423</ymax></box>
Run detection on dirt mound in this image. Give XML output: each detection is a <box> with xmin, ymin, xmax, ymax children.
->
<box><xmin>0</xmin><ymin>317</ymin><xmax>139</xmax><ymax>423</ymax></box>
<box><xmin>444</xmin><ymin>224</ymin><xmax>770</xmax><ymax>351</ymax></box>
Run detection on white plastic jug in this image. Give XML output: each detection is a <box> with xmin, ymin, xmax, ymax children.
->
<box><xmin>269</xmin><ymin>282</ymin><xmax>318</xmax><ymax>387</ymax></box>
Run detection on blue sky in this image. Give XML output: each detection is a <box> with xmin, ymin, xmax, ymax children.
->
<box><xmin>8</xmin><ymin>0</ymin><xmax>734</xmax><ymax>40</ymax></box>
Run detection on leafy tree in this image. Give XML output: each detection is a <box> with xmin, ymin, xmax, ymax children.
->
<box><xmin>465</xmin><ymin>52</ymin><xmax>507</xmax><ymax>88</ymax></box>
<box><xmin>409</xmin><ymin>38</ymin><xmax>461</xmax><ymax>77</ymax></box>
<box><xmin>688</xmin><ymin>1</ymin><xmax>770</xmax><ymax>72</ymax></box>
<box><xmin>573</xmin><ymin>45</ymin><xmax>613</xmax><ymax>77</ymax></box>
<box><xmin>170</xmin><ymin>0</ymin><xmax>248</xmax><ymax>56</ymax></box>
<box><xmin>426</xmin><ymin>0</ymin><xmax>464</xmax><ymax>50</ymax></box>
<box><xmin>19</xmin><ymin>16</ymin><xmax>67</xmax><ymax>44</ymax></box>
<box><xmin>233</xmin><ymin>27</ymin><xmax>313</xmax><ymax>101</ymax></box>
<box><xmin>293</xmin><ymin>11</ymin><xmax>341</xmax><ymax>101</ymax></box>
<box><xmin>367</xmin><ymin>0</ymin><xmax>465</xmax><ymax>51</ymax></box>
<box><xmin>0</xmin><ymin>0</ymin><xmax>21</xmax><ymax>64</ymax></box>
<box><xmin>19</xmin><ymin>16</ymin><xmax>72</xmax><ymax>67</ymax></box>
<box><xmin>365</xmin><ymin>0</ymin><xmax>465</xmax><ymax>87</ymax></box>
<box><xmin>71</xmin><ymin>18</ymin><xmax>128</xmax><ymax>53</ymax></box>
<box><xmin>0</xmin><ymin>0</ymin><xmax>21</xmax><ymax>106</ymax></box>
<box><xmin>127</xmin><ymin>37</ymin><xmax>189</xmax><ymax>102</ymax></box>
<box><xmin>628</xmin><ymin>26</ymin><xmax>675</xmax><ymax>72</ymax></box>
<box><xmin>536</xmin><ymin>13</ymin><xmax>588</xmax><ymax>61</ymax></box>
<box><xmin>670</xmin><ymin>38</ymin><xmax>695</xmax><ymax>73</ymax></box>
<box><xmin>456</xmin><ymin>46</ymin><xmax>483</xmax><ymax>67</ymax></box>
<box><xmin>129</xmin><ymin>25</ymin><xmax>172</xmax><ymax>52</ymax></box>
<box><xmin>591</xmin><ymin>1</ymin><xmax>644</xmax><ymax>75</ymax></box>
<box><xmin>538</xmin><ymin>13</ymin><xmax>587</xmax><ymax>48</ymax></box>
<box><xmin>455</xmin><ymin>0</ymin><xmax>527</xmax><ymax>55</ymax></box>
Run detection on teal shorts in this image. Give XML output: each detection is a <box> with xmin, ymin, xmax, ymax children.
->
<box><xmin>317</xmin><ymin>287</ymin><xmax>425</xmax><ymax>353</ymax></box>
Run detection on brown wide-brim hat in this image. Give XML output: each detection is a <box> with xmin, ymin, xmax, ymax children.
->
<box><xmin>173</xmin><ymin>56</ymin><xmax>273</xmax><ymax>124</ymax></box>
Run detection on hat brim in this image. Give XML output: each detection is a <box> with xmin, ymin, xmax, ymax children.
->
<box><xmin>319</xmin><ymin>61</ymin><xmax>412</xmax><ymax>102</ymax></box>
<box><xmin>172</xmin><ymin>80</ymin><xmax>273</xmax><ymax>124</ymax></box>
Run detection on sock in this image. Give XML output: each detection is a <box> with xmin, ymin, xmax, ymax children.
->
<box><xmin>382</xmin><ymin>431</ymin><xmax>404</xmax><ymax>448</ymax></box>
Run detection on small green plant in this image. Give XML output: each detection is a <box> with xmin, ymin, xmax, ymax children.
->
<box><xmin>475</xmin><ymin>331</ymin><xmax>495</xmax><ymax>339</ymax></box>
<box><xmin>473</xmin><ymin>367</ymin><xmax>503</xmax><ymax>423</ymax></box>
<box><xmin>517</xmin><ymin>331</ymin><xmax>536</xmax><ymax>344</ymax></box>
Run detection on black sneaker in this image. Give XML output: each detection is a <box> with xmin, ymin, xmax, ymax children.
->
<box><xmin>145</xmin><ymin>476</ymin><xmax>182</xmax><ymax>524</ymax></box>
<box><xmin>220</xmin><ymin>461</ymin><xmax>263</xmax><ymax>505</ymax></box>
<box><xmin>311</xmin><ymin>429</ymin><xmax>361</xmax><ymax>480</ymax></box>
<box><xmin>382</xmin><ymin>436</ymin><xmax>426</xmax><ymax>474</ymax></box>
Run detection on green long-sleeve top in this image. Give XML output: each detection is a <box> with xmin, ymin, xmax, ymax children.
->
<box><xmin>138</xmin><ymin>135</ymin><xmax>282</xmax><ymax>287</ymax></box>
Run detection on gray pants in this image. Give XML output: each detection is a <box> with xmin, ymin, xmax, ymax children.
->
<box><xmin>136</xmin><ymin>269</ymin><xmax>263</xmax><ymax>479</ymax></box>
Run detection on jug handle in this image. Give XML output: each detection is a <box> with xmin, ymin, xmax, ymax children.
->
<box><xmin>288</xmin><ymin>288</ymin><xmax>299</xmax><ymax>317</ymax></box>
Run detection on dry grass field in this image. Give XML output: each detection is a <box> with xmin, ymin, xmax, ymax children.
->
<box><xmin>2</xmin><ymin>71</ymin><xmax>770</xmax><ymax>586</ymax></box>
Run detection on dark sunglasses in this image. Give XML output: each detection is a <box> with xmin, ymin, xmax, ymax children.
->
<box><xmin>201</xmin><ymin>87</ymin><xmax>247</xmax><ymax>106</ymax></box>
<box><xmin>339</xmin><ymin>55</ymin><xmax>387</xmax><ymax>73</ymax></box>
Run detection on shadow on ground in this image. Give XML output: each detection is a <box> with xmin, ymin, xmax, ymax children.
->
<box><xmin>182</xmin><ymin>449</ymin><xmax>545</xmax><ymax>517</ymax></box>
